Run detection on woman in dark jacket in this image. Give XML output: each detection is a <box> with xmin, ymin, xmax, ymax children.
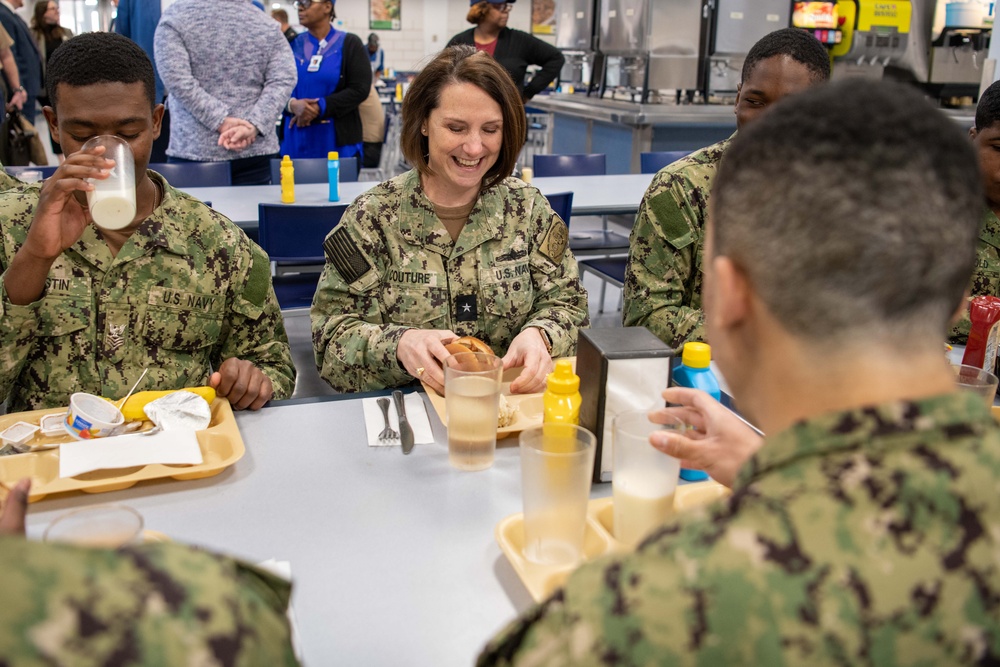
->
<box><xmin>447</xmin><ymin>0</ymin><xmax>563</xmax><ymax>102</ymax></box>
<box><xmin>282</xmin><ymin>0</ymin><xmax>371</xmax><ymax>160</ymax></box>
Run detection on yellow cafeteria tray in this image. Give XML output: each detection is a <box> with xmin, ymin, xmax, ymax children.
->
<box><xmin>423</xmin><ymin>358</ymin><xmax>575</xmax><ymax>440</ymax></box>
<box><xmin>496</xmin><ymin>481</ymin><xmax>731</xmax><ymax>602</ymax></box>
<box><xmin>0</xmin><ymin>398</ymin><xmax>245</xmax><ymax>502</ymax></box>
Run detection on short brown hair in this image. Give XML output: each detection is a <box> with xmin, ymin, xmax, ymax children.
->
<box><xmin>467</xmin><ymin>2</ymin><xmax>491</xmax><ymax>24</ymax></box>
<box><xmin>271</xmin><ymin>8</ymin><xmax>289</xmax><ymax>23</ymax></box>
<box><xmin>401</xmin><ymin>46</ymin><xmax>526</xmax><ymax>191</ymax></box>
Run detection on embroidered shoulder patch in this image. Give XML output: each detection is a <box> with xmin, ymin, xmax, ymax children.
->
<box><xmin>540</xmin><ymin>218</ymin><xmax>568</xmax><ymax>264</ymax></box>
<box><xmin>649</xmin><ymin>190</ymin><xmax>695</xmax><ymax>250</ymax></box>
<box><xmin>324</xmin><ymin>227</ymin><xmax>372</xmax><ymax>285</ymax></box>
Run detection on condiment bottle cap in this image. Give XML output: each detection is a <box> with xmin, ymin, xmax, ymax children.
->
<box><xmin>546</xmin><ymin>358</ymin><xmax>579</xmax><ymax>393</ymax></box>
<box><xmin>681</xmin><ymin>342</ymin><xmax>712</xmax><ymax>368</ymax></box>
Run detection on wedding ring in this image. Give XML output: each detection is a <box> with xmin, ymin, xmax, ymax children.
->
<box><xmin>416</xmin><ymin>367</ymin><xmax>425</xmax><ymax>377</ymax></box>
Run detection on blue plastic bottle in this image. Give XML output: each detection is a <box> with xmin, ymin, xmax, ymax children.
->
<box><xmin>672</xmin><ymin>342</ymin><xmax>720</xmax><ymax>482</ymax></box>
<box><xmin>327</xmin><ymin>151</ymin><xmax>340</xmax><ymax>202</ymax></box>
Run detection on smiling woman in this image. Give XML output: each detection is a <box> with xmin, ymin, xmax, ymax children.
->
<box><xmin>310</xmin><ymin>46</ymin><xmax>589</xmax><ymax>398</ymax></box>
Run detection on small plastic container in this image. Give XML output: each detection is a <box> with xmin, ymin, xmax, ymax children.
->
<box><xmin>66</xmin><ymin>392</ymin><xmax>124</xmax><ymax>440</ymax></box>
<box><xmin>1</xmin><ymin>421</ymin><xmax>38</xmax><ymax>447</ymax></box>
<box><xmin>39</xmin><ymin>412</ymin><xmax>68</xmax><ymax>437</ymax></box>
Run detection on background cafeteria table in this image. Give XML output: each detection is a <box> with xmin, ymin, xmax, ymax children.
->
<box><xmin>184</xmin><ymin>173</ymin><xmax>655</xmax><ymax>232</ymax></box>
<box><xmin>23</xmin><ymin>393</ymin><xmax>613</xmax><ymax>667</ymax></box>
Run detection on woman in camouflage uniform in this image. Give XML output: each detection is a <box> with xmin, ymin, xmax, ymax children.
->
<box><xmin>311</xmin><ymin>46</ymin><xmax>588</xmax><ymax>395</ymax></box>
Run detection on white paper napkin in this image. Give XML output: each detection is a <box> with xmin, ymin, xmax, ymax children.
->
<box><xmin>362</xmin><ymin>394</ymin><xmax>434</xmax><ymax>447</ymax></box>
<box><xmin>59</xmin><ymin>429</ymin><xmax>204</xmax><ymax>478</ymax></box>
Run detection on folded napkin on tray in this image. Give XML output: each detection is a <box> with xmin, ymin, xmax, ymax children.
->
<box><xmin>362</xmin><ymin>393</ymin><xmax>434</xmax><ymax>447</ymax></box>
<box><xmin>59</xmin><ymin>429</ymin><xmax>203</xmax><ymax>478</ymax></box>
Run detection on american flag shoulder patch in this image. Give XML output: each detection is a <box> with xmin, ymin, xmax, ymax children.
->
<box><xmin>324</xmin><ymin>227</ymin><xmax>372</xmax><ymax>284</ymax></box>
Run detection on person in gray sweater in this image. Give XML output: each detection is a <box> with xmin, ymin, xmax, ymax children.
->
<box><xmin>154</xmin><ymin>0</ymin><xmax>296</xmax><ymax>185</ymax></box>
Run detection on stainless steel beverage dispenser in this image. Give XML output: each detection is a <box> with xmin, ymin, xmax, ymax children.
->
<box><xmin>707</xmin><ymin>0</ymin><xmax>792</xmax><ymax>92</ymax></box>
<box><xmin>597</xmin><ymin>0</ymin><xmax>707</xmax><ymax>101</ymax></box>
<box><xmin>555</xmin><ymin>0</ymin><xmax>597</xmax><ymax>90</ymax></box>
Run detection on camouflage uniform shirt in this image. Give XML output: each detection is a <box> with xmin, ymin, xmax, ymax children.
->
<box><xmin>623</xmin><ymin>136</ymin><xmax>732</xmax><ymax>351</ymax></box>
<box><xmin>480</xmin><ymin>392</ymin><xmax>1000</xmax><ymax>665</ymax></box>
<box><xmin>951</xmin><ymin>208</ymin><xmax>1000</xmax><ymax>343</ymax></box>
<box><xmin>0</xmin><ymin>537</ymin><xmax>299</xmax><ymax>666</ymax></box>
<box><xmin>311</xmin><ymin>170</ymin><xmax>589</xmax><ymax>392</ymax></box>
<box><xmin>0</xmin><ymin>172</ymin><xmax>296</xmax><ymax>411</ymax></box>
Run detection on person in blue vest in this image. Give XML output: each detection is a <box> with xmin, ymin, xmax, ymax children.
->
<box><xmin>114</xmin><ymin>0</ymin><xmax>164</xmax><ymax>105</ymax></box>
<box><xmin>0</xmin><ymin>0</ymin><xmax>41</xmax><ymax>123</ymax></box>
<box><xmin>281</xmin><ymin>0</ymin><xmax>370</xmax><ymax>161</ymax></box>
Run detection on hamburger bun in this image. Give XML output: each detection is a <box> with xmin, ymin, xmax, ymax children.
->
<box><xmin>444</xmin><ymin>336</ymin><xmax>494</xmax><ymax>357</ymax></box>
<box><xmin>445</xmin><ymin>336</ymin><xmax>496</xmax><ymax>372</ymax></box>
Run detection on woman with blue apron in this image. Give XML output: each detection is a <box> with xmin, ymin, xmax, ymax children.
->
<box><xmin>282</xmin><ymin>0</ymin><xmax>370</xmax><ymax>160</ymax></box>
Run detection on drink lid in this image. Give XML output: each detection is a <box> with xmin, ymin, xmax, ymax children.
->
<box><xmin>328</xmin><ymin>151</ymin><xmax>339</xmax><ymax>160</ymax></box>
<box><xmin>545</xmin><ymin>358</ymin><xmax>579</xmax><ymax>393</ymax></box>
<box><xmin>681</xmin><ymin>342</ymin><xmax>711</xmax><ymax>368</ymax></box>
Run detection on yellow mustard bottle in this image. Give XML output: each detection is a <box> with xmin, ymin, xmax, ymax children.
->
<box><xmin>280</xmin><ymin>155</ymin><xmax>295</xmax><ymax>203</ymax></box>
<box><xmin>542</xmin><ymin>359</ymin><xmax>581</xmax><ymax>453</ymax></box>
<box><xmin>543</xmin><ymin>359</ymin><xmax>581</xmax><ymax>425</ymax></box>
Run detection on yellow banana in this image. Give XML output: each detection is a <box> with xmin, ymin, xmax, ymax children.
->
<box><xmin>118</xmin><ymin>387</ymin><xmax>216</xmax><ymax>422</ymax></box>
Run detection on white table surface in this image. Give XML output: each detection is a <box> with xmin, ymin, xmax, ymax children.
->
<box><xmin>183</xmin><ymin>173</ymin><xmax>655</xmax><ymax>228</ymax></box>
<box><xmin>23</xmin><ymin>394</ymin><xmax>612</xmax><ymax>667</ymax></box>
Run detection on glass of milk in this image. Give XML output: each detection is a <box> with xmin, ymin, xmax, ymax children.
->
<box><xmin>612</xmin><ymin>410</ymin><xmax>683</xmax><ymax>548</ymax></box>
<box><xmin>82</xmin><ymin>135</ymin><xmax>136</xmax><ymax>230</ymax></box>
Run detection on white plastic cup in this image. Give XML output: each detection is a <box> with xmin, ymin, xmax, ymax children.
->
<box><xmin>612</xmin><ymin>410</ymin><xmax>682</xmax><ymax>548</ymax></box>
<box><xmin>66</xmin><ymin>392</ymin><xmax>124</xmax><ymax>440</ymax></box>
<box><xmin>43</xmin><ymin>504</ymin><xmax>144</xmax><ymax>548</ymax></box>
<box><xmin>444</xmin><ymin>352</ymin><xmax>503</xmax><ymax>471</ymax></box>
<box><xmin>83</xmin><ymin>135</ymin><xmax>136</xmax><ymax>230</ymax></box>
<box><xmin>952</xmin><ymin>363</ymin><xmax>999</xmax><ymax>407</ymax></box>
<box><xmin>519</xmin><ymin>424</ymin><xmax>596</xmax><ymax>565</ymax></box>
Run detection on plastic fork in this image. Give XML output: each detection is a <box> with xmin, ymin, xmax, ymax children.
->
<box><xmin>377</xmin><ymin>397</ymin><xmax>398</xmax><ymax>443</ymax></box>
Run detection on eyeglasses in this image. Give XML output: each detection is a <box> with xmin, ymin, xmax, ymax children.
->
<box><xmin>294</xmin><ymin>0</ymin><xmax>328</xmax><ymax>9</ymax></box>
<box><xmin>491</xmin><ymin>3</ymin><xmax>513</xmax><ymax>12</ymax></box>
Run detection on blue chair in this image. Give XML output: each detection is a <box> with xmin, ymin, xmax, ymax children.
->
<box><xmin>533</xmin><ymin>153</ymin><xmax>605</xmax><ymax>178</ymax></box>
<box><xmin>148</xmin><ymin>161</ymin><xmax>232</xmax><ymax>187</ymax></box>
<box><xmin>5</xmin><ymin>165</ymin><xmax>57</xmax><ymax>180</ymax></box>
<box><xmin>269</xmin><ymin>156</ymin><xmax>359</xmax><ymax>185</ymax></box>
<box><xmin>640</xmin><ymin>151</ymin><xmax>692</xmax><ymax>174</ymax></box>
<box><xmin>258</xmin><ymin>203</ymin><xmax>349</xmax><ymax>309</ymax></box>
<box><xmin>580</xmin><ymin>256</ymin><xmax>627</xmax><ymax>314</ymax></box>
<box><xmin>534</xmin><ymin>153</ymin><xmax>628</xmax><ymax>259</ymax></box>
<box><xmin>544</xmin><ymin>191</ymin><xmax>573</xmax><ymax>225</ymax></box>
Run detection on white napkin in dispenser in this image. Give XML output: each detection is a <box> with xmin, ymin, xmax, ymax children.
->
<box><xmin>577</xmin><ymin>327</ymin><xmax>673</xmax><ymax>483</ymax></box>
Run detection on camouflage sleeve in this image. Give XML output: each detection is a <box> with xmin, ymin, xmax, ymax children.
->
<box><xmin>0</xmin><ymin>277</ymin><xmax>42</xmax><ymax>404</ymax></box>
<box><xmin>214</xmin><ymin>236</ymin><xmax>297</xmax><ymax>400</ymax></box>
<box><xmin>310</xmin><ymin>201</ymin><xmax>412</xmax><ymax>392</ymax></box>
<box><xmin>478</xmin><ymin>529</ymin><xmax>714</xmax><ymax>666</ymax></box>
<box><xmin>622</xmin><ymin>177</ymin><xmax>705</xmax><ymax>351</ymax></box>
<box><xmin>0</xmin><ymin>537</ymin><xmax>299</xmax><ymax>665</ymax></box>
<box><xmin>520</xmin><ymin>190</ymin><xmax>590</xmax><ymax>356</ymax></box>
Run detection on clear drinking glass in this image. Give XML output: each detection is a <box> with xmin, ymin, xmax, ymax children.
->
<box><xmin>444</xmin><ymin>352</ymin><xmax>503</xmax><ymax>471</ymax></box>
<box><xmin>519</xmin><ymin>424</ymin><xmax>597</xmax><ymax>566</ymax></box>
<box><xmin>612</xmin><ymin>410</ymin><xmax>683</xmax><ymax>548</ymax></box>
<box><xmin>42</xmin><ymin>504</ymin><xmax>144</xmax><ymax>548</ymax></box>
<box><xmin>82</xmin><ymin>135</ymin><xmax>136</xmax><ymax>230</ymax></box>
<box><xmin>952</xmin><ymin>363</ymin><xmax>999</xmax><ymax>407</ymax></box>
